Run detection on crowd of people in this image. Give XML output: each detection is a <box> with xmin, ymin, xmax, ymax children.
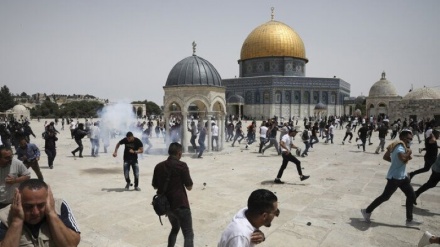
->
<box><xmin>0</xmin><ymin>113</ymin><xmax>439</xmax><ymax>246</ymax></box>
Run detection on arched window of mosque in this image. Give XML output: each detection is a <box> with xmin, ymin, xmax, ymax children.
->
<box><xmin>257</xmin><ymin>63</ymin><xmax>264</xmax><ymax>72</ymax></box>
<box><xmin>303</xmin><ymin>91</ymin><xmax>310</xmax><ymax>104</ymax></box>
<box><xmin>264</xmin><ymin>62</ymin><xmax>270</xmax><ymax>72</ymax></box>
<box><xmin>294</xmin><ymin>91</ymin><xmax>300</xmax><ymax>103</ymax></box>
<box><xmin>369</xmin><ymin>104</ymin><xmax>375</xmax><ymax>108</ymax></box>
<box><xmin>285</xmin><ymin>91</ymin><xmax>291</xmax><ymax>103</ymax></box>
<box><xmin>275</xmin><ymin>91</ymin><xmax>281</xmax><ymax>103</ymax></box>
<box><xmin>246</xmin><ymin>64</ymin><xmax>253</xmax><ymax>73</ymax></box>
<box><xmin>245</xmin><ymin>91</ymin><xmax>252</xmax><ymax>104</ymax></box>
<box><xmin>270</xmin><ymin>61</ymin><xmax>277</xmax><ymax>71</ymax></box>
<box><xmin>264</xmin><ymin>91</ymin><xmax>270</xmax><ymax>103</ymax></box>
<box><xmin>255</xmin><ymin>91</ymin><xmax>260</xmax><ymax>103</ymax></box>
<box><xmin>322</xmin><ymin>92</ymin><xmax>328</xmax><ymax>104</ymax></box>
<box><xmin>313</xmin><ymin>92</ymin><xmax>319</xmax><ymax>104</ymax></box>
<box><xmin>378</xmin><ymin>103</ymin><xmax>386</xmax><ymax>108</ymax></box>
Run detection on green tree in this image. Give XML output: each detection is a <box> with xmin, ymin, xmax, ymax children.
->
<box><xmin>0</xmin><ymin>85</ymin><xmax>16</xmax><ymax>112</ymax></box>
<box><xmin>146</xmin><ymin>101</ymin><xmax>162</xmax><ymax>115</ymax></box>
<box><xmin>131</xmin><ymin>100</ymin><xmax>162</xmax><ymax>116</ymax></box>
<box><xmin>30</xmin><ymin>100</ymin><xmax>60</xmax><ymax>118</ymax></box>
<box><xmin>59</xmin><ymin>101</ymin><xmax>104</xmax><ymax>118</ymax></box>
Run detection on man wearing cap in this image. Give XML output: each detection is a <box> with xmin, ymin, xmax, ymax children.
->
<box><xmin>274</xmin><ymin>128</ymin><xmax>310</xmax><ymax>184</ymax></box>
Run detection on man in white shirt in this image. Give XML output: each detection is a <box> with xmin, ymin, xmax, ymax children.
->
<box><xmin>218</xmin><ymin>189</ymin><xmax>278</xmax><ymax>247</ymax></box>
<box><xmin>258</xmin><ymin>122</ymin><xmax>269</xmax><ymax>153</ymax></box>
<box><xmin>69</xmin><ymin>120</ymin><xmax>77</xmax><ymax>139</ymax></box>
<box><xmin>89</xmin><ymin>122</ymin><xmax>101</xmax><ymax>157</ymax></box>
<box><xmin>274</xmin><ymin>129</ymin><xmax>310</xmax><ymax>184</ymax></box>
<box><xmin>211</xmin><ymin>122</ymin><xmax>219</xmax><ymax>151</ymax></box>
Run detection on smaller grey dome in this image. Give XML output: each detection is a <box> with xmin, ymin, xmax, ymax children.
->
<box><xmin>404</xmin><ymin>87</ymin><xmax>440</xmax><ymax>100</ymax></box>
<box><xmin>368</xmin><ymin>72</ymin><xmax>398</xmax><ymax>97</ymax></box>
<box><xmin>314</xmin><ymin>102</ymin><xmax>327</xmax><ymax>110</ymax></box>
<box><xmin>227</xmin><ymin>95</ymin><xmax>244</xmax><ymax>104</ymax></box>
<box><xmin>165</xmin><ymin>55</ymin><xmax>222</xmax><ymax>87</ymax></box>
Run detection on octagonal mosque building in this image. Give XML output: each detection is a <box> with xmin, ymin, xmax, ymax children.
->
<box><xmin>163</xmin><ymin>44</ymin><xmax>226</xmax><ymax>153</ymax></box>
<box><xmin>223</xmin><ymin>10</ymin><xmax>350</xmax><ymax>120</ymax></box>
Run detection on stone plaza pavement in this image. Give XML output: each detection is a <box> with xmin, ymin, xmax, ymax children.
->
<box><xmin>25</xmin><ymin>120</ymin><xmax>439</xmax><ymax>246</ymax></box>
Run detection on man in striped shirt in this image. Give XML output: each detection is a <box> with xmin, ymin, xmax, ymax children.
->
<box><xmin>0</xmin><ymin>179</ymin><xmax>81</xmax><ymax>246</ymax></box>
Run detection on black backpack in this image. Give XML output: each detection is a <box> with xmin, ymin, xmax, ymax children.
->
<box><xmin>151</xmin><ymin>194</ymin><xmax>170</xmax><ymax>225</ymax></box>
<box><xmin>302</xmin><ymin>130</ymin><xmax>309</xmax><ymax>141</ymax></box>
<box><xmin>151</xmin><ymin>165</ymin><xmax>173</xmax><ymax>225</ymax></box>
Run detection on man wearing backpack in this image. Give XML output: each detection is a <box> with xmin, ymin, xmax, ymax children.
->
<box><xmin>152</xmin><ymin>142</ymin><xmax>194</xmax><ymax>247</ymax></box>
<box><xmin>301</xmin><ymin>126</ymin><xmax>311</xmax><ymax>157</ymax></box>
<box><xmin>71</xmin><ymin>123</ymin><xmax>88</xmax><ymax>158</ymax></box>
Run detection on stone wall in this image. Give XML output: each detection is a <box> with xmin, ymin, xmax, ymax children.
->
<box><xmin>389</xmin><ymin>99</ymin><xmax>440</xmax><ymax>121</ymax></box>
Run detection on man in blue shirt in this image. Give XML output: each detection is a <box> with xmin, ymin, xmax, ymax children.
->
<box><xmin>16</xmin><ymin>137</ymin><xmax>44</xmax><ymax>181</ymax></box>
<box><xmin>361</xmin><ymin>129</ymin><xmax>421</xmax><ymax>226</ymax></box>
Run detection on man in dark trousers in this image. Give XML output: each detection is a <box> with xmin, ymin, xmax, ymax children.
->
<box><xmin>274</xmin><ymin>129</ymin><xmax>310</xmax><ymax>184</ymax></box>
<box><xmin>152</xmin><ymin>142</ymin><xmax>194</xmax><ymax>247</ymax></box>
<box><xmin>361</xmin><ymin>129</ymin><xmax>421</xmax><ymax>226</ymax></box>
<box><xmin>113</xmin><ymin>132</ymin><xmax>143</xmax><ymax>191</ymax></box>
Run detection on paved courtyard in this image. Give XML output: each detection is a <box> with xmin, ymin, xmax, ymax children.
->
<box><xmin>22</xmin><ymin>120</ymin><xmax>439</xmax><ymax>246</ymax></box>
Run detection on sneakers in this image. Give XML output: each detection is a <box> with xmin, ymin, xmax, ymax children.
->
<box><xmin>418</xmin><ymin>231</ymin><xmax>434</xmax><ymax>247</ymax></box>
<box><xmin>348</xmin><ymin>140</ymin><xmax>352</xmax><ymax>143</ymax></box>
<box><xmin>274</xmin><ymin>178</ymin><xmax>284</xmax><ymax>184</ymax></box>
<box><xmin>342</xmin><ymin>141</ymin><xmax>345</xmax><ymax>145</ymax></box>
<box><xmin>245</xmin><ymin>144</ymin><xmax>248</xmax><ymax>149</ymax></box>
<box><xmin>134</xmin><ymin>187</ymin><xmax>141</xmax><ymax>191</ymax></box>
<box><xmin>71</xmin><ymin>151</ymin><xmax>75</xmax><ymax>157</ymax></box>
<box><xmin>375</xmin><ymin>151</ymin><xmax>379</xmax><ymax>154</ymax></box>
<box><xmin>49</xmin><ymin>165</ymin><xmax>53</xmax><ymax>169</ymax></box>
<box><xmin>406</xmin><ymin>218</ymin><xmax>423</xmax><ymax>227</ymax></box>
<box><xmin>419</xmin><ymin>148</ymin><xmax>422</xmax><ymax>154</ymax></box>
<box><xmin>125</xmin><ymin>183</ymin><xmax>130</xmax><ymax>191</ymax></box>
<box><xmin>300</xmin><ymin>175</ymin><xmax>310</xmax><ymax>181</ymax></box>
<box><xmin>361</xmin><ymin>209</ymin><xmax>371</xmax><ymax>223</ymax></box>
<box><xmin>357</xmin><ymin>144</ymin><xmax>360</xmax><ymax>149</ymax></box>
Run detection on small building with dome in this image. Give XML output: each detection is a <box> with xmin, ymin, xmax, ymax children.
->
<box><xmin>163</xmin><ymin>43</ymin><xmax>226</xmax><ymax>153</ymax></box>
<box><xmin>366</xmin><ymin>71</ymin><xmax>402</xmax><ymax>119</ymax></box>
<box><xmin>388</xmin><ymin>86</ymin><xmax>440</xmax><ymax>122</ymax></box>
<box><xmin>7</xmin><ymin>104</ymin><xmax>31</xmax><ymax>121</ymax></box>
<box><xmin>223</xmin><ymin>9</ymin><xmax>350</xmax><ymax>120</ymax></box>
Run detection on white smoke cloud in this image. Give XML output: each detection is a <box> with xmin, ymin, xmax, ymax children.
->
<box><xmin>97</xmin><ymin>101</ymin><xmax>142</xmax><ymax>137</ymax></box>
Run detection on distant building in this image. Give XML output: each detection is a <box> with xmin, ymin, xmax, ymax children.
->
<box><xmin>366</xmin><ymin>72</ymin><xmax>402</xmax><ymax>119</ymax></box>
<box><xmin>389</xmin><ymin>87</ymin><xmax>440</xmax><ymax>123</ymax></box>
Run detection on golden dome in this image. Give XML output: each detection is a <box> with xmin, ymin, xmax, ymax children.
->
<box><xmin>240</xmin><ymin>20</ymin><xmax>307</xmax><ymax>62</ymax></box>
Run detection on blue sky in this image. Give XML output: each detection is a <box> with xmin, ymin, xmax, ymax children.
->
<box><xmin>1</xmin><ymin>0</ymin><xmax>439</xmax><ymax>105</ymax></box>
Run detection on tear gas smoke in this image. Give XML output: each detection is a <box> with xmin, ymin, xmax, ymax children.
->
<box><xmin>97</xmin><ymin>101</ymin><xmax>143</xmax><ymax>138</ymax></box>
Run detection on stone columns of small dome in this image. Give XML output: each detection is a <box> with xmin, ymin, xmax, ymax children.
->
<box><xmin>182</xmin><ymin>112</ymin><xmax>188</xmax><ymax>153</ymax></box>
<box><xmin>207</xmin><ymin>115</ymin><xmax>212</xmax><ymax>152</ymax></box>
<box><xmin>220</xmin><ymin>115</ymin><xmax>225</xmax><ymax>151</ymax></box>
